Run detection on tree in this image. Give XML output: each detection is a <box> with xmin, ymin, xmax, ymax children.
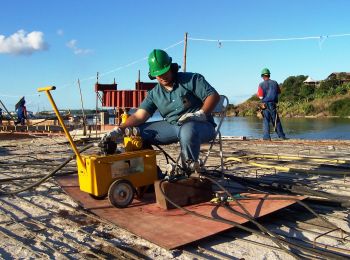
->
<box><xmin>315</xmin><ymin>77</ymin><xmax>340</xmax><ymax>98</ymax></box>
<box><xmin>300</xmin><ymin>84</ymin><xmax>315</xmax><ymax>101</ymax></box>
<box><xmin>280</xmin><ymin>75</ymin><xmax>307</xmax><ymax>102</ymax></box>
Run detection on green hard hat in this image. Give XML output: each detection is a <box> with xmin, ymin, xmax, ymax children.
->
<box><xmin>261</xmin><ymin>68</ymin><xmax>271</xmax><ymax>76</ymax></box>
<box><xmin>148</xmin><ymin>49</ymin><xmax>172</xmax><ymax>77</ymax></box>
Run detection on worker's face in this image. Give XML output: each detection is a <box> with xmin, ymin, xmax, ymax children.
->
<box><xmin>262</xmin><ymin>75</ymin><xmax>270</xmax><ymax>80</ymax></box>
<box><xmin>156</xmin><ymin>69</ymin><xmax>174</xmax><ymax>87</ymax></box>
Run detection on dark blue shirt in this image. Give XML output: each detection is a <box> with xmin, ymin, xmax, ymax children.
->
<box><xmin>258</xmin><ymin>79</ymin><xmax>280</xmax><ymax>103</ymax></box>
<box><xmin>17</xmin><ymin>106</ymin><xmax>26</xmax><ymax>119</ymax></box>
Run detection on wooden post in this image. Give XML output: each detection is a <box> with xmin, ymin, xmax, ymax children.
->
<box><xmin>183</xmin><ymin>32</ymin><xmax>188</xmax><ymax>72</ymax></box>
<box><xmin>77</xmin><ymin>79</ymin><xmax>87</xmax><ymax>136</ymax></box>
<box><xmin>95</xmin><ymin>72</ymin><xmax>99</xmax><ymax>138</ymax></box>
<box><xmin>137</xmin><ymin>70</ymin><xmax>141</xmax><ymax>90</ymax></box>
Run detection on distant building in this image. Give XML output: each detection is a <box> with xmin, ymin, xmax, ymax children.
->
<box><xmin>303</xmin><ymin>76</ymin><xmax>321</xmax><ymax>86</ymax></box>
<box><xmin>326</xmin><ymin>72</ymin><xmax>350</xmax><ymax>84</ymax></box>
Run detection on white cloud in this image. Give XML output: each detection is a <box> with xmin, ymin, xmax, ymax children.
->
<box><xmin>66</xmin><ymin>39</ymin><xmax>92</xmax><ymax>55</ymax></box>
<box><xmin>0</xmin><ymin>30</ymin><xmax>48</xmax><ymax>55</ymax></box>
<box><xmin>57</xmin><ymin>29</ymin><xmax>64</xmax><ymax>36</ymax></box>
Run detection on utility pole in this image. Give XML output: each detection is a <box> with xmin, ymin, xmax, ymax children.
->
<box><xmin>95</xmin><ymin>72</ymin><xmax>99</xmax><ymax>138</ymax></box>
<box><xmin>183</xmin><ymin>32</ymin><xmax>188</xmax><ymax>72</ymax></box>
<box><xmin>77</xmin><ymin>79</ymin><xmax>87</xmax><ymax>136</ymax></box>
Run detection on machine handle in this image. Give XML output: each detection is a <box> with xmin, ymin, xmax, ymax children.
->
<box><xmin>36</xmin><ymin>84</ymin><xmax>86</xmax><ymax>171</ymax></box>
<box><xmin>37</xmin><ymin>86</ymin><xmax>56</xmax><ymax>92</ymax></box>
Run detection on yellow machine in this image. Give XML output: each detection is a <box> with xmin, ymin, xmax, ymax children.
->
<box><xmin>38</xmin><ymin>86</ymin><xmax>158</xmax><ymax>208</ymax></box>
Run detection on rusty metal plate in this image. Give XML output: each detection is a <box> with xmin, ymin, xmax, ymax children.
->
<box><xmin>56</xmin><ymin>175</ymin><xmax>304</xmax><ymax>250</ymax></box>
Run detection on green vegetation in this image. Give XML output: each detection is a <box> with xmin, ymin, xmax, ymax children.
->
<box><xmin>229</xmin><ymin>73</ymin><xmax>350</xmax><ymax>118</ymax></box>
<box><xmin>329</xmin><ymin>98</ymin><xmax>350</xmax><ymax>116</ymax></box>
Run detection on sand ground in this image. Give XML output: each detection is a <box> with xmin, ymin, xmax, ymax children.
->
<box><xmin>0</xmin><ymin>132</ymin><xmax>349</xmax><ymax>259</ymax></box>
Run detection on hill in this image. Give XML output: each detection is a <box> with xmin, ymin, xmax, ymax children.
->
<box><xmin>229</xmin><ymin>73</ymin><xmax>350</xmax><ymax>118</ymax></box>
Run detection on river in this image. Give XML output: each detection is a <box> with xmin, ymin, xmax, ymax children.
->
<box><xmin>100</xmin><ymin>115</ymin><xmax>350</xmax><ymax>140</ymax></box>
<box><xmin>217</xmin><ymin>117</ymin><xmax>350</xmax><ymax>140</ymax></box>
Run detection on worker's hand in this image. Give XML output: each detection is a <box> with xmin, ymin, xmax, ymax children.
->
<box><xmin>178</xmin><ymin>109</ymin><xmax>207</xmax><ymax>124</ymax></box>
<box><xmin>101</xmin><ymin>127</ymin><xmax>124</xmax><ymax>142</ymax></box>
<box><xmin>259</xmin><ymin>103</ymin><xmax>267</xmax><ymax>110</ymax></box>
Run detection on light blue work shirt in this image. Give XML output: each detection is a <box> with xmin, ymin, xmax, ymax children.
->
<box><xmin>139</xmin><ymin>72</ymin><xmax>217</xmax><ymax>125</ymax></box>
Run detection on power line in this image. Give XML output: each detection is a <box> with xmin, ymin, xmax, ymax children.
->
<box><xmin>0</xmin><ymin>39</ymin><xmax>185</xmax><ymax>98</ymax></box>
<box><xmin>188</xmin><ymin>33</ymin><xmax>350</xmax><ymax>43</ymax></box>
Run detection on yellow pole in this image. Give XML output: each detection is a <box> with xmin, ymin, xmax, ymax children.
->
<box><xmin>37</xmin><ymin>86</ymin><xmax>86</xmax><ymax>171</ymax></box>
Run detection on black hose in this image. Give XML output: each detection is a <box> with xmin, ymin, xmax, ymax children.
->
<box><xmin>220</xmin><ymin>173</ymin><xmax>350</xmax><ymax>235</ymax></box>
<box><xmin>158</xmin><ymin>179</ymin><xmax>347</xmax><ymax>259</ymax></box>
<box><xmin>0</xmin><ymin>171</ymin><xmax>77</xmax><ymax>183</ymax></box>
<box><xmin>0</xmin><ymin>143</ymin><xmax>93</xmax><ymax>196</ymax></box>
<box><xmin>153</xmin><ymin>144</ymin><xmax>185</xmax><ymax>171</ymax></box>
<box><xmin>224</xmin><ymin>173</ymin><xmax>350</xmax><ymax>207</ymax></box>
<box><xmin>201</xmin><ymin>174</ymin><xmax>297</xmax><ymax>258</ymax></box>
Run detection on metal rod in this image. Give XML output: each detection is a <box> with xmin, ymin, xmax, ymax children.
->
<box><xmin>0</xmin><ymin>99</ymin><xmax>15</xmax><ymax>121</ymax></box>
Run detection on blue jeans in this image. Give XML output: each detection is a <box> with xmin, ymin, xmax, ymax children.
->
<box><xmin>138</xmin><ymin>120</ymin><xmax>216</xmax><ymax>162</ymax></box>
<box><xmin>262</xmin><ymin>102</ymin><xmax>286</xmax><ymax>140</ymax></box>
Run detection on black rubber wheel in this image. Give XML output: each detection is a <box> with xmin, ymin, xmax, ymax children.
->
<box><xmin>108</xmin><ymin>179</ymin><xmax>134</xmax><ymax>208</ymax></box>
<box><xmin>89</xmin><ymin>194</ymin><xmax>107</xmax><ymax>200</ymax></box>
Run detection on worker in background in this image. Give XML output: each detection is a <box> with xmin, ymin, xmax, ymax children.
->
<box><xmin>0</xmin><ymin>107</ymin><xmax>2</xmax><ymax>125</ymax></box>
<box><xmin>103</xmin><ymin>49</ymin><xmax>220</xmax><ymax>171</ymax></box>
<box><xmin>257</xmin><ymin>68</ymin><xmax>287</xmax><ymax>141</ymax></box>
<box><xmin>15</xmin><ymin>98</ymin><xmax>27</xmax><ymax>125</ymax></box>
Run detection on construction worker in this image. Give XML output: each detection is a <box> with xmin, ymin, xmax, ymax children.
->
<box><xmin>103</xmin><ymin>49</ymin><xmax>220</xmax><ymax>171</ymax></box>
<box><xmin>15</xmin><ymin>98</ymin><xmax>27</xmax><ymax>125</ymax></box>
<box><xmin>257</xmin><ymin>68</ymin><xmax>287</xmax><ymax>141</ymax></box>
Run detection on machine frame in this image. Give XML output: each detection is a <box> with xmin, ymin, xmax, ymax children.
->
<box><xmin>38</xmin><ymin>86</ymin><xmax>158</xmax><ymax>208</ymax></box>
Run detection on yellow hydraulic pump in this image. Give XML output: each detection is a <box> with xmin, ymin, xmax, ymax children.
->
<box><xmin>37</xmin><ymin>86</ymin><xmax>158</xmax><ymax>208</ymax></box>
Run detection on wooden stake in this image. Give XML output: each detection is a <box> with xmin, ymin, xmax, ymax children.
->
<box><xmin>183</xmin><ymin>32</ymin><xmax>188</xmax><ymax>72</ymax></box>
<box><xmin>77</xmin><ymin>79</ymin><xmax>87</xmax><ymax>136</ymax></box>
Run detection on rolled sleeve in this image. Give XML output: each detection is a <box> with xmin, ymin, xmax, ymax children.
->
<box><xmin>139</xmin><ymin>94</ymin><xmax>157</xmax><ymax>116</ymax></box>
<box><xmin>193</xmin><ymin>74</ymin><xmax>218</xmax><ymax>101</ymax></box>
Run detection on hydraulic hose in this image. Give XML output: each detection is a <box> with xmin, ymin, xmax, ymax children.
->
<box><xmin>0</xmin><ymin>143</ymin><xmax>94</xmax><ymax>196</ymax></box>
<box><xmin>153</xmin><ymin>144</ymin><xmax>185</xmax><ymax>171</ymax></box>
<box><xmin>221</xmin><ymin>173</ymin><xmax>350</xmax><ymax>236</ymax></box>
<box><xmin>224</xmin><ymin>173</ymin><xmax>350</xmax><ymax>207</ymax></box>
<box><xmin>0</xmin><ymin>171</ymin><xmax>77</xmax><ymax>183</ymax></box>
<box><xmin>201</xmin><ymin>174</ymin><xmax>293</xmax><ymax>257</ymax></box>
<box><xmin>158</xmin><ymin>179</ymin><xmax>347</xmax><ymax>259</ymax></box>
<box><xmin>238</xmin><ymin>154</ymin><xmax>348</xmax><ymax>164</ymax></box>
<box><xmin>227</xmin><ymin>156</ymin><xmax>350</xmax><ymax>176</ymax></box>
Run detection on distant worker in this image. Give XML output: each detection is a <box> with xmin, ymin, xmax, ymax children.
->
<box><xmin>103</xmin><ymin>49</ymin><xmax>220</xmax><ymax>172</ymax></box>
<box><xmin>15</xmin><ymin>98</ymin><xmax>27</xmax><ymax>125</ymax></box>
<box><xmin>257</xmin><ymin>68</ymin><xmax>287</xmax><ymax>141</ymax></box>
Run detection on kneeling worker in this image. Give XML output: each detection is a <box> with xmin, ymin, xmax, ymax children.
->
<box><xmin>103</xmin><ymin>49</ymin><xmax>220</xmax><ymax>171</ymax></box>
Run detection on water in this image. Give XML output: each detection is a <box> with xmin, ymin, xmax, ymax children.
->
<box><xmin>97</xmin><ymin>114</ymin><xmax>350</xmax><ymax>140</ymax></box>
<box><xmin>217</xmin><ymin>117</ymin><xmax>350</xmax><ymax>140</ymax></box>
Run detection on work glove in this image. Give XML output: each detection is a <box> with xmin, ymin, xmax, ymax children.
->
<box><xmin>101</xmin><ymin>127</ymin><xmax>123</xmax><ymax>143</ymax></box>
<box><xmin>178</xmin><ymin>109</ymin><xmax>207</xmax><ymax>124</ymax></box>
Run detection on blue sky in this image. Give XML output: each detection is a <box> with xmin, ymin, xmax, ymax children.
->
<box><xmin>1</xmin><ymin>0</ymin><xmax>350</xmax><ymax>112</ymax></box>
